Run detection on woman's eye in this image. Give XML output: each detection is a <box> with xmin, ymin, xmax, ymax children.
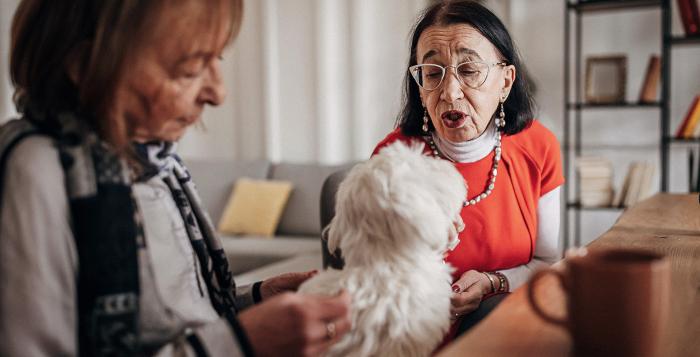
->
<box><xmin>178</xmin><ymin>59</ymin><xmax>206</xmax><ymax>78</ymax></box>
<box><xmin>181</xmin><ymin>67</ymin><xmax>203</xmax><ymax>78</ymax></box>
<box><xmin>424</xmin><ymin>68</ymin><xmax>443</xmax><ymax>78</ymax></box>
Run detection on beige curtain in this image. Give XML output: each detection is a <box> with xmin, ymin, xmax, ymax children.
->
<box><xmin>0</xmin><ymin>0</ymin><xmax>20</xmax><ymax>122</ymax></box>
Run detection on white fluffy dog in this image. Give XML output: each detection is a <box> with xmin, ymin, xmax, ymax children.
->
<box><xmin>299</xmin><ymin>141</ymin><xmax>467</xmax><ymax>357</ymax></box>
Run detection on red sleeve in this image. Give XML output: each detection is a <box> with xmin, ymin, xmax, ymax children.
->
<box><xmin>533</xmin><ymin>122</ymin><xmax>565</xmax><ymax>196</ymax></box>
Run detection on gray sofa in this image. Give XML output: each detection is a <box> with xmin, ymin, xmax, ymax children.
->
<box><xmin>185</xmin><ymin>159</ymin><xmax>354</xmax><ymax>284</ymax></box>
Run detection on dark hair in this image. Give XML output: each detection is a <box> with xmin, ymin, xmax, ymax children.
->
<box><xmin>10</xmin><ymin>0</ymin><xmax>243</xmax><ymax>150</ymax></box>
<box><xmin>397</xmin><ymin>0</ymin><xmax>536</xmax><ymax>137</ymax></box>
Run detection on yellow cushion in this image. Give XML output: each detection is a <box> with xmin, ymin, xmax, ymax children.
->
<box><xmin>217</xmin><ymin>178</ymin><xmax>293</xmax><ymax>236</ymax></box>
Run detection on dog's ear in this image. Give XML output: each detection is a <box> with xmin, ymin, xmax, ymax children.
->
<box><xmin>325</xmin><ymin>218</ymin><xmax>339</xmax><ymax>253</ymax></box>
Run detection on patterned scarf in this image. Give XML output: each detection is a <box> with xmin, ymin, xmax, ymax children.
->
<box><xmin>0</xmin><ymin>111</ymin><xmax>238</xmax><ymax>356</ymax></box>
<box><xmin>133</xmin><ymin>141</ymin><xmax>239</xmax><ymax>318</ymax></box>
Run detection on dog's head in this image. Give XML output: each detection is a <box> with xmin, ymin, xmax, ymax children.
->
<box><xmin>327</xmin><ymin>141</ymin><xmax>467</xmax><ymax>264</ymax></box>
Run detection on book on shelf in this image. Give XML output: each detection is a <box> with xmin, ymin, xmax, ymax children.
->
<box><xmin>675</xmin><ymin>95</ymin><xmax>700</xmax><ymax>138</ymax></box>
<box><xmin>638</xmin><ymin>55</ymin><xmax>661</xmax><ymax>103</ymax></box>
<box><xmin>689</xmin><ymin>147</ymin><xmax>700</xmax><ymax>192</ymax></box>
<box><xmin>676</xmin><ymin>0</ymin><xmax>700</xmax><ymax>36</ymax></box>
<box><xmin>638</xmin><ymin>163</ymin><xmax>655</xmax><ymax>202</ymax></box>
<box><xmin>580</xmin><ymin>189</ymin><xmax>614</xmax><ymax>207</ymax></box>
<box><xmin>576</xmin><ymin>156</ymin><xmax>614</xmax><ymax>207</ymax></box>
<box><xmin>614</xmin><ymin>162</ymin><xmax>656</xmax><ymax>208</ymax></box>
<box><xmin>611</xmin><ymin>165</ymin><xmax>631</xmax><ymax>208</ymax></box>
<box><xmin>623</xmin><ymin>163</ymin><xmax>643</xmax><ymax>208</ymax></box>
<box><xmin>692</xmin><ymin>114</ymin><xmax>700</xmax><ymax>138</ymax></box>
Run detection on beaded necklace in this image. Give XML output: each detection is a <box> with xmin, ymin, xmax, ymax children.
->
<box><xmin>424</xmin><ymin>131</ymin><xmax>502</xmax><ymax>207</ymax></box>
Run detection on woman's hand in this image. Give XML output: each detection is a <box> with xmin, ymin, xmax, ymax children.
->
<box><xmin>450</xmin><ymin>270</ymin><xmax>492</xmax><ymax>318</ymax></box>
<box><xmin>238</xmin><ymin>291</ymin><xmax>352</xmax><ymax>357</ymax></box>
<box><xmin>260</xmin><ymin>270</ymin><xmax>318</xmax><ymax>300</ymax></box>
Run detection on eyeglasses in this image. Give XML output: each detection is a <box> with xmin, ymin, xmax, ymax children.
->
<box><xmin>408</xmin><ymin>61</ymin><xmax>508</xmax><ymax>91</ymax></box>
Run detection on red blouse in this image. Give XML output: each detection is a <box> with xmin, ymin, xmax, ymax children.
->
<box><xmin>372</xmin><ymin>121</ymin><xmax>564</xmax><ymax>280</ymax></box>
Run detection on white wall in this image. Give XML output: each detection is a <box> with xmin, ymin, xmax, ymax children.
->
<box><xmin>179</xmin><ymin>0</ymin><xmax>429</xmax><ymax>163</ymax></box>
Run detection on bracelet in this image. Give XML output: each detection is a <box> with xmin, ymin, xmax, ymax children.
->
<box><xmin>492</xmin><ymin>271</ymin><xmax>509</xmax><ymax>293</ymax></box>
<box><xmin>483</xmin><ymin>272</ymin><xmax>496</xmax><ymax>294</ymax></box>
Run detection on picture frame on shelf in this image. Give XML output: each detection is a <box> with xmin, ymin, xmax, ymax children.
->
<box><xmin>585</xmin><ymin>55</ymin><xmax>627</xmax><ymax>104</ymax></box>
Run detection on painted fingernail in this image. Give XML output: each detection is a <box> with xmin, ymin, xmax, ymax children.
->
<box><xmin>452</xmin><ymin>285</ymin><xmax>461</xmax><ymax>293</ymax></box>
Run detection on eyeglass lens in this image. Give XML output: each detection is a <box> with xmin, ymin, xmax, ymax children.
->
<box><xmin>410</xmin><ymin>62</ymin><xmax>491</xmax><ymax>90</ymax></box>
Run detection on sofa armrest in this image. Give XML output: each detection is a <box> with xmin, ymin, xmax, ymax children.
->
<box><xmin>319</xmin><ymin>168</ymin><xmax>353</xmax><ymax>269</ymax></box>
<box><xmin>234</xmin><ymin>253</ymin><xmax>322</xmax><ymax>286</ymax></box>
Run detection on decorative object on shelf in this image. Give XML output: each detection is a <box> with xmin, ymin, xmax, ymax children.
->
<box><xmin>674</xmin><ymin>95</ymin><xmax>700</xmax><ymax>138</ymax></box>
<box><xmin>585</xmin><ymin>55</ymin><xmax>627</xmax><ymax>104</ymax></box>
<box><xmin>576</xmin><ymin>156</ymin><xmax>614</xmax><ymax>207</ymax></box>
<box><xmin>676</xmin><ymin>0</ymin><xmax>700</xmax><ymax>36</ymax></box>
<box><xmin>613</xmin><ymin>161</ymin><xmax>656</xmax><ymax>208</ymax></box>
<box><xmin>638</xmin><ymin>55</ymin><xmax>661</xmax><ymax>103</ymax></box>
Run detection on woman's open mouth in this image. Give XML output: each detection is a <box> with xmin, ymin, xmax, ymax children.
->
<box><xmin>440</xmin><ymin>110</ymin><xmax>467</xmax><ymax>129</ymax></box>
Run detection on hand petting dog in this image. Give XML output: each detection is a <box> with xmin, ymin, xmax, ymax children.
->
<box><xmin>260</xmin><ymin>270</ymin><xmax>319</xmax><ymax>300</ymax></box>
<box><xmin>450</xmin><ymin>270</ymin><xmax>492</xmax><ymax>318</ymax></box>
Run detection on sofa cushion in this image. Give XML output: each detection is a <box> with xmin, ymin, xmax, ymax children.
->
<box><xmin>185</xmin><ymin>159</ymin><xmax>270</xmax><ymax>223</ymax></box>
<box><xmin>219</xmin><ymin>235</ymin><xmax>320</xmax><ymax>274</ymax></box>
<box><xmin>218</xmin><ymin>178</ymin><xmax>293</xmax><ymax>236</ymax></box>
<box><xmin>271</xmin><ymin>163</ymin><xmax>356</xmax><ymax>237</ymax></box>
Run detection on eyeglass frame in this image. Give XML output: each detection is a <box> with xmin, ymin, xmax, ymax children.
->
<box><xmin>408</xmin><ymin>60</ymin><xmax>509</xmax><ymax>91</ymax></box>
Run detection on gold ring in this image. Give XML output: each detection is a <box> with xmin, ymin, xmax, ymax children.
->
<box><xmin>326</xmin><ymin>322</ymin><xmax>336</xmax><ymax>340</ymax></box>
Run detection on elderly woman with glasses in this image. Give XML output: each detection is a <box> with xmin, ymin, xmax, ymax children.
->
<box><xmin>372</xmin><ymin>0</ymin><xmax>564</xmax><ymax>338</ymax></box>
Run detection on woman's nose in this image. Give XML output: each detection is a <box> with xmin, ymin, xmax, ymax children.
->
<box><xmin>199</xmin><ymin>60</ymin><xmax>227</xmax><ymax>106</ymax></box>
<box><xmin>441</xmin><ymin>68</ymin><xmax>464</xmax><ymax>103</ymax></box>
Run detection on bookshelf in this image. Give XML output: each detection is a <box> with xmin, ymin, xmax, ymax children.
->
<box><xmin>563</xmin><ymin>0</ymin><xmax>700</xmax><ymax>249</ymax></box>
<box><xmin>670</xmin><ymin>137</ymin><xmax>700</xmax><ymax>143</ymax></box>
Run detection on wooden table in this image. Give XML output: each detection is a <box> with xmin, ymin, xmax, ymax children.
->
<box><xmin>438</xmin><ymin>194</ymin><xmax>700</xmax><ymax>357</ymax></box>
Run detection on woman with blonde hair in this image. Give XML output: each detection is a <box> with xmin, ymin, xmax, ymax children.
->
<box><xmin>0</xmin><ymin>1</ymin><xmax>350</xmax><ymax>356</ymax></box>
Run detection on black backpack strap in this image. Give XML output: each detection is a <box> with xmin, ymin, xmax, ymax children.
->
<box><xmin>58</xmin><ymin>137</ymin><xmax>142</xmax><ymax>356</ymax></box>
<box><xmin>0</xmin><ymin>119</ymin><xmax>45</xmax><ymax>203</ymax></box>
<box><xmin>0</xmin><ymin>117</ymin><xmax>142</xmax><ymax>356</ymax></box>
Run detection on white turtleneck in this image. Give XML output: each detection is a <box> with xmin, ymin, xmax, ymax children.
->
<box><xmin>432</xmin><ymin>120</ymin><xmax>498</xmax><ymax>163</ymax></box>
<box><xmin>434</xmin><ymin>121</ymin><xmax>562</xmax><ymax>291</ymax></box>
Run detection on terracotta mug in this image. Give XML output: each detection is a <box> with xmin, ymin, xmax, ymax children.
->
<box><xmin>527</xmin><ymin>248</ymin><xmax>670</xmax><ymax>357</ymax></box>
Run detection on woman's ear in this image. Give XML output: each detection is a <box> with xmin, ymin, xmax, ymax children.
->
<box><xmin>501</xmin><ymin>64</ymin><xmax>516</xmax><ymax>100</ymax></box>
<box><xmin>65</xmin><ymin>41</ymin><xmax>91</xmax><ymax>85</ymax></box>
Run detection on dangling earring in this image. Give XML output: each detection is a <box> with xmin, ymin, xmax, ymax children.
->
<box><xmin>422</xmin><ymin>109</ymin><xmax>430</xmax><ymax>133</ymax></box>
<box><xmin>496</xmin><ymin>100</ymin><xmax>506</xmax><ymax>128</ymax></box>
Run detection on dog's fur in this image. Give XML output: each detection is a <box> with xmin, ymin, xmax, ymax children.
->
<box><xmin>298</xmin><ymin>142</ymin><xmax>467</xmax><ymax>357</ymax></box>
